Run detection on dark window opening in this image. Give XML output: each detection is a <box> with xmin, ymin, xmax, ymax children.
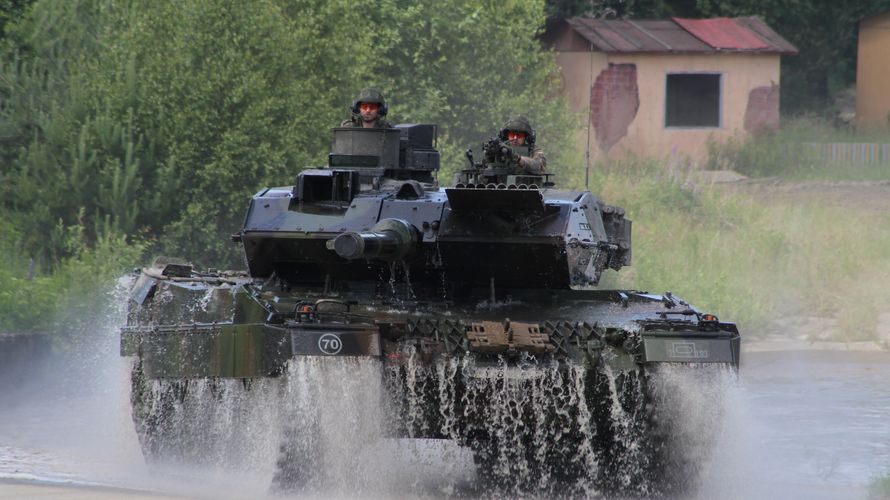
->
<box><xmin>665</xmin><ymin>74</ymin><xmax>721</xmax><ymax>128</ymax></box>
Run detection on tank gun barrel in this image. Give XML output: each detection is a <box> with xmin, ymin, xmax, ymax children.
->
<box><xmin>326</xmin><ymin>218</ymin><xmax>417</xmax><ymax>261</ymax></box>
<box><xmin>328</xmin><ymin>231</ymin><xmax>403</xmax><ymax>260</ymax></box>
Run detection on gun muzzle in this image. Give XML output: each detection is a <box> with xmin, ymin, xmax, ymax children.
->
<box><xmin>326</xmin><ymin>218</ymin><xmax>417</xmax><ymax>261</ymax></box>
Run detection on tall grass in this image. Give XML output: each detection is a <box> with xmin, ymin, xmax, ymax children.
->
<box><xmin>594</xmin><ymin>159</ymin><xmax>890</xmax><ymax>341</ymax></box>
<box><xmin>707</xmin><ymin>116</ymin><xmax>890</xmax><ymax>181</ymax></box>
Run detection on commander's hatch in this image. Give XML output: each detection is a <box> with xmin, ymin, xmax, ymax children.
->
<box><xmin>291</xmin><ymin>169</ymin><xmax>360</xmax><ymax>213</ymax></box>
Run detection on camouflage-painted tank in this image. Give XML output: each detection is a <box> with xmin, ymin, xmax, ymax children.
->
<box><xmin>121</xmin><ymin>124</ymin><xmax>739</xmax><ymax>496</ymax></box>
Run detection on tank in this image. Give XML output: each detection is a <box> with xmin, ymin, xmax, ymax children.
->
<box><xmin>121</xmin><ymin>125</ymin><xmax>740</xmax><ymax>496</ymax></box>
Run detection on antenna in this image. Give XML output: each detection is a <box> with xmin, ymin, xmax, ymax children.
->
<box><xmin>584</xmin><ymin>41</ymin><xmax>593</xmax><ymax>189</ymax></box>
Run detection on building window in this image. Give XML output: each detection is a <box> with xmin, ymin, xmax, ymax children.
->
<box><xmin>665</xmin><ymin>73</ymin><xmax>721</xmax><ymax>128</ymax></box>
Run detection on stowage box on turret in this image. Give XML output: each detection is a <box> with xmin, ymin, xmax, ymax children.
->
<box><xmin>122</xmin><ymin>124</ymin><xmax>739</xmax><ymax>496</ymax></box>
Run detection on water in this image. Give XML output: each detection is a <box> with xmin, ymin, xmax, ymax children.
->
<box><xmin>1</xmin><ymin>289</ymin><xmax>889</xmax><ymax>500</ymax></box>
<box><xmin>697</xmin><ymin>350</ymin><xmax>890</xmax><ymax>500</ymax></box>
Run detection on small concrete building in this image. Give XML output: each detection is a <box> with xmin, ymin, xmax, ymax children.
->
<box><xmin>856</xmin><ymin>11</ymin><xmax>890</xmax><ymax>129</ymax></box>
<box><xmin>544</xmin><ymin>17</ymin><xmax>797</xmax><ymax>163</ymax></box>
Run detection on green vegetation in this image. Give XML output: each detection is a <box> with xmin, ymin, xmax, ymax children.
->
<box><xmin>593</xmin><ymin>159</ymin><xmax>890</xmax><ymax>341</ymax></box>
<box><xmin>0</xmin><ymin>0</ymin><xmax>576</xmax><ymax>271</ymax></box>
<box><xmin>870</xmin><ymin>471</ymin><xmax>890</xmax><ymax>499</ymax></box>
<box><xmin>0</xmin><ymin>218</ymin><xmax>143</xmax><ymax>334</ymax></box>
<box><xmin>707</xmin><ymin>117</ymin><xmax>890</xmax><ymax>181</ymax></box>
<box><xmin>2</xmin><ymin>0</ymin><xmax>888</xmax><ymax>343</ymax></box>
<box><xmin>0</xmin><ymin>0</ymin><xmax>576</xmax><ymax>333</ymax></box>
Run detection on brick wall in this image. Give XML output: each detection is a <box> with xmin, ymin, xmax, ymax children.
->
<box><xmin>744</xmin><ymin>84</ymin><xmax>780</xmax><ymax>134</ymax></box>
<box><xmin>590</xmin><ymin>63</ymin><xmax>639</xmax><ymax>153</ymax></box>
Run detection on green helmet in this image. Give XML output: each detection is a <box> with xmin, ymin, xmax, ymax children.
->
<box><xmin>499</xmin><ymin>116</ymin><xmax>536</xmax><ymax>145</ymax></box>
<box><xmin>351</xmin><ymin>88</ymin><xmax>388</xmax><ymax>117</ymax></box>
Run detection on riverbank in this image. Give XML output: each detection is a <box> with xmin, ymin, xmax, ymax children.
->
<box><xmin>0</xmin><ymin>479</ymin><xmax>188</xmax><ymax>500</ymax></box>
<box><xmin>744</xmin><ymin>338</ymin><xmax>887</xmax><ymax>353</ymax></box>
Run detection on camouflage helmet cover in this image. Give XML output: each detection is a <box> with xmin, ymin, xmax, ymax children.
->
<box><xmin>499</xmin><ymin>116</ymin><xmax>536</xmax><ymax>145</ymax></box>
<box><xmin>351</xmin><ymin>87</ymin><xmax>388</xmax><ymax>117</ymax></box>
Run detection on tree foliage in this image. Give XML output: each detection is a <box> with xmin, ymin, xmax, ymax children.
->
<box><xmin>0</xmin><ymin>0</ymin><xmax>576</xmax><ymax>268</ymax></box>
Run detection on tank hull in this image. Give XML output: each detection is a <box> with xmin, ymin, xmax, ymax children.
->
<box><xmin>122</xmin><ymin>269</ymin><xmax>738</xmax><ymax>495</ymax></box>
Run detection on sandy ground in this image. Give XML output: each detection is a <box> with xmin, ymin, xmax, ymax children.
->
<box><xmin>0</xmin><ymin>480</ymin><xmax>190</xmax><ymax>499</ymax></box>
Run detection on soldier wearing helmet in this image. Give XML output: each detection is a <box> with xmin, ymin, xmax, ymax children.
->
<box><xmin>341</xmin><ymin>88</ymin><xmax>394</xmax><ymax>129</ymax></box>
<box><xmin>499</xmin><ymin>116</ymin><xmax>546</xmax><ymax>174</ymax></box>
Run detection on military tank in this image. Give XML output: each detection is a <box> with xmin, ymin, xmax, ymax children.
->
<box><xmin>121</xmin><ymin>124</ymin><xmax>739</xmax><ymax>496</ymax></box>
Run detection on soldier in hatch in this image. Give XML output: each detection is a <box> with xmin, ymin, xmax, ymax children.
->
<box><xmin>341</xmin><ymin>88</ymin><xmax>394</xmax><ymax>129</ymax></box>
<box><xmin>498</xmin><ymin>116</ymin><xmax>546</xmax><ymax>175</ymax></box>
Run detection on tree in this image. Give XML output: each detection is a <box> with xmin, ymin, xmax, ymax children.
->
<box><xmin>1</xmin><ymin>0</ymin><xmax>577</xmax><ymax>268</ymax></box>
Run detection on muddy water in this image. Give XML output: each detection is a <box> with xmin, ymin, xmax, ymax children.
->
<box><xmin>697</xmin><ymin>349</ymin><xmax>890</xmax><ymax>500</ymax></box>
<box><xmin>1</xmin><ymin>345</ymin><xmax>889</xmax><ymax>499</ymax></box>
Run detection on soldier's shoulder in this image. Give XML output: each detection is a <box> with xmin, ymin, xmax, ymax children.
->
<box><xmin>378</xmin><ymin>120</ymin><xmax>394</xmax><ymax>129</ymax></box>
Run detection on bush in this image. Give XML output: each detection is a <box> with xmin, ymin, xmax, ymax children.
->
<box><xmin>0</xmin><ymin>214</ymin><xmax>143</xmax><ymax>334</ymax></box>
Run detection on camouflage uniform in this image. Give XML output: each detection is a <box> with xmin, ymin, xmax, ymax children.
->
<box><xmin>341</xmin><ymin>87</ymin><xmax>393</xmax><ymax>129</ymax></box>
<box><xmin>499</xmin><ymin>116</ymin><xmax>546</xmax><ymax>175</ymax></box>
<box><xmin>517</xmin><ymin>146</ymin><xmax>546</xmax><ymax>174</ymax></box>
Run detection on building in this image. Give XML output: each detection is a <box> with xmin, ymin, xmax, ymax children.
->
<box><xmin>544</xmin><ymin>17</ymin><xmax>797</xmax><ymax>163</ymax></box>
<box><xmin>856</xmin><ymin>11</ymin><xmax>890</xmax><ymax>129</ymax></box>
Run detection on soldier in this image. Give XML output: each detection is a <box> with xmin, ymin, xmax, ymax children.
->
<box><xmin>341</xmin><ymin>88</ymin><xmax>394</xmax><ymax>129</ymax></box>
<box><xmin>499</xmin><ymin>116</ymin><xmax>546</xmax><ymax>175</ymax></box>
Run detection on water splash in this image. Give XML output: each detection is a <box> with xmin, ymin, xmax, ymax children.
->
<box><xmin>390</xmin><ymin>351</ymin><xmax>604</xmax><ymax>496</ymax></box>
<box><xmin>132</xmin><ymin>356</ymin><xmax>417</xmax><ymax>496</ymax></box>
<box><xmin>387</xmin><ymin>351</ymin><xmax>736</xmax><ymax>497</ymax></box>
<box><xmin>130</xmin><ymin>326</ymin><xmax>735</xmax><ymax>498</ymax></box>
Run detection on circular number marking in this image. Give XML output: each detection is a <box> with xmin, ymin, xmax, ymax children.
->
<box><xmin>317</xmin><ymin>333</ymin><xmax>343</xmax><ymax>355</ymax></box>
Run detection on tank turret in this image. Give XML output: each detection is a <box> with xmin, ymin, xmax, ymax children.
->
<box><xmin>238</xmin><ymin>124</ymin><xmax>630</xmax><ymax>290</ymax></box>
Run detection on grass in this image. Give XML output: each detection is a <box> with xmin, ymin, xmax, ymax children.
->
<box><xmin>870</xmin><ymin>471</ymin><xmax>890</xmax><ymax>499</ymax></box>
<box><xmin>707</xmin><ymin>116</ymin><xmax>890</xmax><ymax>181</ymax></box>
<box><xmin>589</xmin><ymin>158</ymin><xmax>890</xmax><ymax>341</ymax></box>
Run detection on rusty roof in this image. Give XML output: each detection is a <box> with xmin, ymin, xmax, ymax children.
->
<box><xmin>561</xmin><ymin>16</ymin><xmax>798</xmax><ymax>55</ymax></box>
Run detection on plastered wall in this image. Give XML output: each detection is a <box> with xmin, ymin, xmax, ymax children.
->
<box><xmin>856</xmin><ymin>11</ymin><xmax>890</xmax><ymax>129</ymax></box>
<box><xmin>556</xmin><ymin>51</ymin><xmax>781</xmax><ymax>163</ymax></box>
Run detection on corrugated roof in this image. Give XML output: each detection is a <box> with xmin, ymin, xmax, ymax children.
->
<box><xmin>563</xmin><ymin>16</ymin><xmax>798</xmax><ymax>55</ymax></box>
<box><xmin>673</xmin><ymin>17</ymin><xmax>768</xmax><ymax>50</ymax></box>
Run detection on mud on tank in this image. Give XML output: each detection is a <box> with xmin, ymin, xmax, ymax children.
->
<box><xmin>121</xmin><ymin>124</ymin><xmax>740</xmax><ymax>496</ymax></box>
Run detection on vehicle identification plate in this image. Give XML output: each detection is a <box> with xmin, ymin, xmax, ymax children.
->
<box><xmin>290</xmin><ymin>329</ymin><xmax>380</xmax><ymax>356</ymax></box>
<box><xmin>642</xmin><ymin>336</ymin><xmax>735</xmax><ymax>364</ymax></box>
